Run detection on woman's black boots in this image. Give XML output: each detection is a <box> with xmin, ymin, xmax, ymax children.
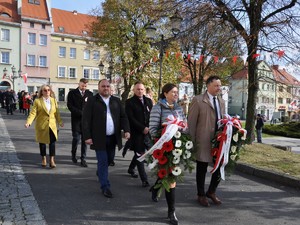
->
<box><xmin>149</xmin><ymin>185</ymin><xmax>159</xmax><ymax>202</ymax></box>
<box><xmin>165</xmin><ymin>188</ymin><xmax>178</xmax><ymax>225</ymax></box>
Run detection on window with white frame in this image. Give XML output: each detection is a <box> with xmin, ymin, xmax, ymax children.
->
<box><xmin>69</xmin><ymin>67</ymin><xmax>76</xmax><ymax>78</ymax></box>
<box><xmin>1</xmin><ymin>29</ymin><xmax>10</xmax><ymax>41</ymax></box>
<box><xmin>39</xmin><ymin>56</ymin><xmax>47</xmax><ymax>67</ymax></box>
<box><xmin>83</xmin><ymin>50</ymin><xmax>90</xmax><ymax>60</ymax></box>
<box><xmin>59</xmin><ymin>46</ymin><xmax>66</xmax><ymax>57</ymax></box>
<box><xmin>40</xmin><ymin>34</ymin><xmax>47</xmax><ymax>46</ymax></box>
<box><xmin>92</xmin><ymin>69</ymin><xmax>100</xmax><ymax>79</ymax></box>
<box><xmin>83</xmin><ymin>68</ymin><xmax>90</xmax><ymax>79</ymax></box>
<box><xmin>27</xmin><ymin>54</ymin><xmax>36</xmax><ymax>66</ymax></box>
<box><xmin>58</xmin><ymin>66</ymin><xmax>66</xmax><ymax>78</ymax></box>
<box><xmin>70</xmin><ymin>48</ymin><xmax>76</xmax><ymax>59</ymax></box>
<box><xmin>28</xmin><ymin>33</ymin><xmax>36</xmax><ymax>44</ymax></box>
<box><xmin>1</xmin><ymin>51</ymin><xmax>10</xmax><ymax>64</ymax></box>
<box><xmin>93</xmin><ymin>51</ymin><xmax>100</xmax><ymax>60</ymax></box>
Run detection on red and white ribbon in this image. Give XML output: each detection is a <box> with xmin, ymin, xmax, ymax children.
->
<box><xmin>137</xmin><ymin>115</ymin><xmax>186</xmax><ymax>162</ymax></box>
<box><xmin>211</xmin><ymin>114</ymin><xmax>247</xmax><ymax>180</ymax></box>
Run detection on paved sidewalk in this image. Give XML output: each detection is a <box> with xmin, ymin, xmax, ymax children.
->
<box><xmin>0</xmin><ymin>115</ymin><xmax>46</xmax><ymax>225</ymax></box>
<box><xmin>1</xmin><ymin>110</ymin><xmax>300</xmax><ymax>225</ymax></box>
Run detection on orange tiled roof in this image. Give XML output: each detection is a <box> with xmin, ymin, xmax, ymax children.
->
<box><xmin>22</xmin><ymin>0</ymin><xmax>49</xmax><ymax>21</ymax></box>
<box><xmin>0</xmin><ymin>0</ymin><xmax>20</xmax><ymax>23</ymax></box>
<box><xmin>272</xmin><ymin>65</ymin><xmax>300</xmax><ymax>86</ymax></box>
<box><xmin>51</xmin><ymin>8</ymin><xmax>96</xmax><ymax>36</ymax></box>
<box><xmin>231</xmin><ymin>67</ymin><xmax>248</xmax><ymax>79</ymax></box>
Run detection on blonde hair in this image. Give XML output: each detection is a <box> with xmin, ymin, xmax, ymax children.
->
<box><xmin>38</xmin><ymin>84</ymin><xmax>55</xmax><ymax>98</ymax></box>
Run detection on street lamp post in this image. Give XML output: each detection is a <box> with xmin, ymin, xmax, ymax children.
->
<box><xmin>3</xmin><ymin>66</ymin><xmax>22</xmax><ymax>90</ymax></box>
<box><xmin>98</xmin><ymin>59</ymin><xmax>114</xmax><ymax>82</ymax></box>
<box><xmin>145</xmin><ymin>10</ymin><xmax>182</xmax><ymax>99</ymax></box>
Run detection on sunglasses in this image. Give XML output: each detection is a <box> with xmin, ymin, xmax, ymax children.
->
<box><xmin>43</xmin><ymin>89</ymin><xmax>50</xmax><ymax>92</ymax></box>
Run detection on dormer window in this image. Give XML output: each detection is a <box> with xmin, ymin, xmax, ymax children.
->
<box><xmin>28</xmin><ymin>0</ymin><xmax>40</xmax><ymax>5</ymax></box>
<box><xmin>0</xmin><ymin>13</ymin><xmax>11</xmax><ymax>18</ymax></box>
<box><xmin>58</xmin><ymin>26</ymin><xmax>65</xmax><ymax>32</ymax></box>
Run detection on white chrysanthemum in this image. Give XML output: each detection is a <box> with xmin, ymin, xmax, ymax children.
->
<box><xmin>185</xmin><ymin>141</ymin><xmax>193</xmax><ymax>150</ymax></box>
<box><xmin>231</xmin><ymin>145</ymin><xmax>237</xmax><ymax>153</ymax></box>
<box><xmin>230</xmin><ymin>154</ymin><xmax>237</xmax><ymax>161</ymax></box>
<box><xmin>241</xmin><ymin>130</ymin><xmax>247</xmax><ymax>140</ymax></box>
<box><xmin>172</xmin><ymin>166</ymin><xmax>182</xmax><ymax>176</ymax></box>
<box><xmin>232</xmin><ymin>133</ymin><xmax>239</xmax><ymax>142</ymax></box>
<box><xmin>172</xmin><ymin>156</ymin><xmax>180</xmax><ymax>164</ymax></box>
<box><xmin>172</xmin><ymin>149</ymin><xmax>182</xmax><ymax>157</ymax></box>
<box><xmin>175</xmin><ymin>140</ymin><xmax>182</xmax><ymax>148</ymax></box>
<box><xmin>174</xmin><ymin>131</ymin><xmax>181</xmax><ymax>139</ymax></box>
<box><xmin>148</xmin><ymin>159</ymin><xmax>158</xmax><ymax>169</ymax></box>
<box><xmin>183</xmin><ymin>150</ymin><xmax>191</xmax><ymax>159</ymax></box>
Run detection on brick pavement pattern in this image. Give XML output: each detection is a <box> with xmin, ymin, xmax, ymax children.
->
<box><xmin>0</xmin><ymin>114</ymin><xmax>46</xmax><ymax>225</ymax></box>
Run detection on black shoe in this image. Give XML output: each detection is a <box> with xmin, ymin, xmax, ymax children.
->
<box><xmin>109</xmin><ymin>161</ymin><xmax>115</xmax><ymax>166</ymax></box>
<box><xmin>127</xmin><ymin>169</ymin><xmax>138</xmax><ymax>178</ymax></box>
<box><xmin>81</xmin><ymin>160</ymin><xmax>88</xmax><ymax>167</ymax></box>
<box><xmin>142</xmin><ymin>181</ymin><xmax>150</xmax><ymax>187</ymax></box>
<box><xmin>102</xmin><ymin>189</ymin><xmax>113</xmax><ymax>198</ymax></box>
<box><xmin>149</xmin><ymin>186</ymin><xmax>158</xmax><ymax>202</ymax></box>
<box><xmin>72</xmin><ymin>156</ymin><xmax>77</xmax><ymax>164</ymax></box>
<box><xmin>168</xmin><ymin>211</ymin><xmax>178</xmax><ymax>225</ymax></box>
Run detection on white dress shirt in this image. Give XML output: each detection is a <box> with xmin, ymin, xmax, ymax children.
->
<box><xmin>43</xmin><ymin>97</ymin><xmax>51</xmax><ymax>113</ymax></box>
<box><xmin>101</xmin><ymin>96</ymin><xmax>115</xmax><ymax>135</ymax></box>
<box><xmin>207</xmin><ymin>92</ymin><xmax>221</xmax><ymax>120</ymax></box>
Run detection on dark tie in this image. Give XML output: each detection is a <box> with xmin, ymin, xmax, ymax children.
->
<box><xmin>81</xmin><ymin>91</ymin><xmax>84</xmax><ymax>96</ymax></box>
<box><xmin>213</xmin><ymin>97</ymin><xmax>219</xmax><ymax>132</ymax></box>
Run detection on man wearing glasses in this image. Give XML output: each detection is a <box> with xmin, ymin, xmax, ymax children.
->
<box><xmin>82</xmin><ymin>79</ymin><xmax>130</xmax><ymax>198</ymax></box>
<box><xmin>67</xmin><ymin>78</ymin><xmax>93</xmax><ymax>167</ymax></box>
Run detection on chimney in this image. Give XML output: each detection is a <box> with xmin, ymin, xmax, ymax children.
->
<box><xmin>272</xmin><ymin>65</ymin><xmax>279</xmax><ymax>70</ymax></box>
<box><xmin>73</xmin><ymin>10</ymin><xmax>77</xmax><ymax>15</ymax></box>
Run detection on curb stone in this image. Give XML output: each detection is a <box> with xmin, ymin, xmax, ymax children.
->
<box><xmin>236</xmin><ymin>162</ymin><xmax>300</xmax><ymax>189</ymax></box>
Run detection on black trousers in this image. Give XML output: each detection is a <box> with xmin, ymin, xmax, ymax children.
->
<box><xmin>39</xmin><ymin>128</ymin><xmax>56</xmax><ymax>157</ymax></box>
<box><xmin>196</xmin><ymin>161</ymin><xmax>221</xmax><ymax>196</ymax></box>
<box><xmin>129</xmin><ymin>152</ymin><xmax>148</xmax><ymax>182</ymax></box>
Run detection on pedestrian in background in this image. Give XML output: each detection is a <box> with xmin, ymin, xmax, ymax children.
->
<box><xmin>67</xmin><ymin>78</ymin><xmax>93</xmax><ymax>167</ymax></box>
<box><xmin>188</xmin><ymin>75</ymin><xmax>225</xmax><ymax>207</ymax></box>
<box><xmin>179</xmin><ymin>93</ymin><xmax>190</xmax><ymax>117</ymax></box>
<box><xmin>149</xmin><ymin>83</ymin><xmax>186</xmax><ymax>225</ymax></box>
<box><xmin>23</xmin><ymin>92</ymin><xmax>32</xmax><ymax>115</ymax></box>
<box><xmin>3</xmin><ymin>88</ymin><xmax>15</xmax><ymax>115</ymax></box>
<box><xmin>125</xmin><ymin>81</ymin><xmax>153</xmax><ymax>187</ymax></box>
<box><xmin>25</xmin><ymin>85</ymin><xmax>64</xmax><ymax>168</ymax></box>
<box><xmin>82</xmin><ymin>79</ymin><xmax>130</xmax><ymax>198</ymax></box>
<box><xmin>255</xmin><ymin>114</ymin><xmax>264</xmax><ymax>143</ymax></box>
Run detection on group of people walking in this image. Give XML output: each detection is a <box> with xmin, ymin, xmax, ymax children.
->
<box><xmin>22</xmin><ymin>75</ymin><xmax>225</xmax><ymax>225</ymax></box>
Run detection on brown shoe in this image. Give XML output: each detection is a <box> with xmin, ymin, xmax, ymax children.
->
<box><xmin>197</xmin><ymin>196</ymin><xmax>210</xmax><ymax>207</ymax></box>
<box><xmin>206</xmin><ymin>192</ymin><xmax>222</xmax><ymax>205</ymax></box>
<box><xmin>41</xmin><ymin>156</ymin><xmax>47</xmax><ymax>167</ymax></box>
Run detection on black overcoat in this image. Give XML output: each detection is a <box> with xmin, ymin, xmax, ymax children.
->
<box><xmin>67</xmin><ymin>88</ymin><xmax>93</xmax><ymax>132</ymax></box>
<box><xmin>82</xmin><ymin>94</ymin><xmax>130</xmax><ymax>151</ymax></box>
<box><xmin>125</xmin><ymin>95</ymin><xmax>153</xmax><ymax>153</ymax></box>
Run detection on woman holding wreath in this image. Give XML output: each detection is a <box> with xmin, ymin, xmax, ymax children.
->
<box><xmin>148</xmin><ymin>83</ymin><xmax>187</xmax><ymax>225</ymax></box>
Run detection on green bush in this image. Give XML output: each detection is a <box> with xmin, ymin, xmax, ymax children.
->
<box><xmin>263</xmin><ymin>122</ymin><xmax>300</xmax><ymax>138</ymax></box>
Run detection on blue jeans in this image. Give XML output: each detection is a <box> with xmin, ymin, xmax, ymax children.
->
<box><xmin>256</xmin><ymin>128</ymin><xmax>262</xmax><ymax>143</ymax></box>
<box><xmin>95</xmin><ymin>135</ymin><xmax>116</xmax><ymax>191</ymax></box>
<box><xmin>72</xmin><ymin>131</ymin><xmax>87</xmax><ymax>160</ymax></box>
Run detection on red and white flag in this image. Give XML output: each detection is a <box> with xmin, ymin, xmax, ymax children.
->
<box><xmin>21</xmin><ymin>73</ymin><xmax>28</xmax><ymax>83</ymax></box>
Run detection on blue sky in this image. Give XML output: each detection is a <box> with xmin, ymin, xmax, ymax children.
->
<box><xmin>51</xmin><ymin>0</ymin><xmax>103</xmax><ymax>14</ymax></box>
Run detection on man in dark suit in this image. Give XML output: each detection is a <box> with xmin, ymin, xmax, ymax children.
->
<box><xmin>3</xmin><ymin>88</ymin><xmax>15</xmax><ymax>115</ymax></box>
<box><xmin>82</xmin><ymin>79</ymin><xmax>130</xmax><ymax>198</ymax></box>
<box><xmin>125</xmin><ymin>81</ymin><xmax>153</xmax><ymax>187</ymax></box>
<box><xmin>67</xmin><ymin>78</ymin><xmax>93</xmax><ymax>167</ymax></box>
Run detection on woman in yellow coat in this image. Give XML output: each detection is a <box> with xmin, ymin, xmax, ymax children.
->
<box><xmin>25</xmin><ymin>85</ymin><xmax>64</xmax><ymax>168</ymax></box>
